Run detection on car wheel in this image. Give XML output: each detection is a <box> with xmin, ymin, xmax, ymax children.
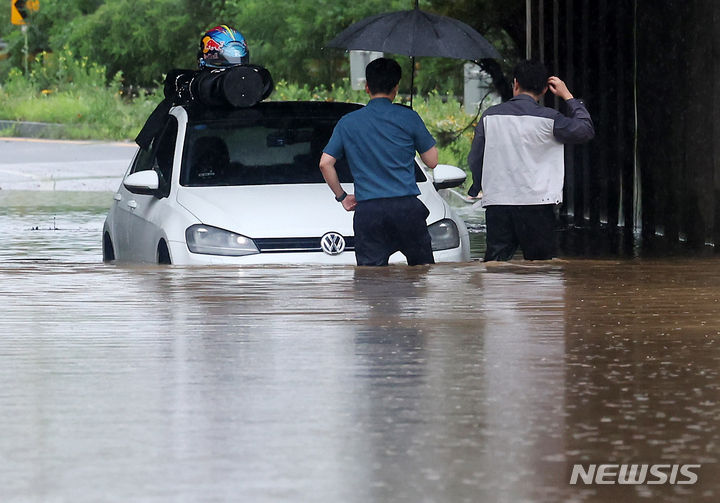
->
<box><xmin>103</xmin><ymin>232</ymin><xmax>115</xmax><ymax>262</ymax></box>
<box><xmin>157</xmin><ymin>239</ymin><xmax>172</xmax><ymax>265</ymax></box>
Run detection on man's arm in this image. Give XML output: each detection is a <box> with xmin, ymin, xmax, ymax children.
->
<box><xmin>466</xmin><ymin>118</ymin><xmax>485</xmax><ymax>198</ymax></box>
<box><xmin>419</xmin><ymin>146</ymin><xmax>438</xmax><ymax>170</ymax></box>
<box><xmin>319</xmin><ymin>153</ymin><xmax>356</xmax><ymax>212</ymax></box>
<box><xmin>548</xmin><ymin>76</ymin><xmax>595</xmax><ymax>144</ymax></box>
<box><xmin>411</xmin><ymin>110</ymin><xmax>438</xmax><ymax>169</ymax></box>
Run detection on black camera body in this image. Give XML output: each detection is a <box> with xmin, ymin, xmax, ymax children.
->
<box><xmin>164</xmin><ymin>64</ymin><xmax>274</xmax><ymax>108</ymax></box>
<box><xmin>136</xmin><ymin>64</ymin><xmax>273</xmax><ymax>148</ymax></box>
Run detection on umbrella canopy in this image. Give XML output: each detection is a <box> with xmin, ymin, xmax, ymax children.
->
<box><xmin>326</xmin><ymin>7</ymin><xmax>501</xmax><ymax>107</ymax></box>
<box><xmin>327</xmin><ymin>8</ymin><xmax>501</xmax><ymax>62</ymax></box>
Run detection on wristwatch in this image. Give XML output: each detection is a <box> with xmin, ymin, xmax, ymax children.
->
<box><xmin>335</xmin><ymin>191</ymin><xmax>347</xmax><ymax>202</ymax></box>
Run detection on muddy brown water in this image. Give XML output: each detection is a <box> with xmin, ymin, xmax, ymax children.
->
<box><xmin>0</xmin><ymin>191</ymin><xmax>718</xmax><ymax>502</ymax></box>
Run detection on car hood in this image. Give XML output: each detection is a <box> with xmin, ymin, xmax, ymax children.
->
<box><xmin>176</xmin><ymin>183</ymin><xmax>445</xmax><ymax>238</ymax></box>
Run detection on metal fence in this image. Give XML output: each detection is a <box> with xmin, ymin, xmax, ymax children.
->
<box><xmin>531</xmin><ymin>0</ymin><xmax>719</xmax><ymax>254</ymax></box>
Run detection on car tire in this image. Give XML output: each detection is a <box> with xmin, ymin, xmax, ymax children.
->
<box><xmin>103</xmin><ymin>232</ymin><xmax>115</xmax><ymax>262</ymax></box>
<box><xmin>157</xmin><ymin>240</ymin><xmax>172</xmax><ymax>265</ymax></box>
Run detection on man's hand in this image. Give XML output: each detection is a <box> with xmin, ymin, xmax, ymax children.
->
<box><xmin>547</xmin><ymin>76</ymin><xmax>574</xmax><ymax>100</ymax></box>
<box><xmin>320</xmin><ymin>152</ymin><xmax>357</xmax><ymax>210</ymax></box>
<box><xmin>341</xmin><ymin>194</ymin><xmax>357</xmax><ymax>212</ymax></box>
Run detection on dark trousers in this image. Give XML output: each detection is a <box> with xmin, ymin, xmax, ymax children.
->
<box><xmin>484</xmin><ymin>204</ymin><xmax>557</xmax><ymax>261</ymax></box>
<box><xmin>354</xmin><ymin>196</ymin><xmax>435</xmax><ymax>266</ymax></box>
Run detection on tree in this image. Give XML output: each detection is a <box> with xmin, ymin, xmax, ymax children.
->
<box><xmin>57</xmin><ymin>0</ymin><xmax>201</xmax><ymax>86</ymax></box>
<box><xmin>1</xmin><ymin>0</ymin><xmax>520</xmax><ymax>91</ymax></box>
<box><xmin>222</xmin><ymin>0</ymin><xmax>410</xmax><ymax>86</ymax></box>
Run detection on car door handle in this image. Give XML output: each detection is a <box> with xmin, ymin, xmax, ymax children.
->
<box><xmin>114</xmin><ymin>193</ymin><xmax>122</xmax><ymax>202</ymax></box>
<box><xmin>127</xmin><ymin>200</ymin><xmax>138</xmax><ymax>210</ymax></box>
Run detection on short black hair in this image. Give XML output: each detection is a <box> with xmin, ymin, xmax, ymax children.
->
<box><xmin>365</xmin><ymin>57</ymin><xmax>402</xmax><ymax>95</ymax></box>
<box><xmin>513</xmin><ymin>60</ymin><xmax>549</xmax><ymax>94</ymax></box>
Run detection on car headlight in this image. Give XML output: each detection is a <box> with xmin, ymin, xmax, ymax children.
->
<box><xmin>428</xmin><ymin>219</ymin><xmax>460</xmax><ymax>251</ymax></box>
<box><xmin>185</xmin><ymin>224</ymin><xmax>259</xmax><ymax>256</ymax></box>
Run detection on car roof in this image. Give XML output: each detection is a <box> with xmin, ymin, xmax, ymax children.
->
<box><xmin>183</xmin><ymin>101</ymin><xmax>363</xmax><ymax>122</ymax></box>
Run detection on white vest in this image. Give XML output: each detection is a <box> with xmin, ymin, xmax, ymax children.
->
<box><xmin>481</xmin><ymin>114</ymin><xmax>565</xmax><ymax>207</ymax></box>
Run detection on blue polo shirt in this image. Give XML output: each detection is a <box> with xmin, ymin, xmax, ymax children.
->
<box><xmin>323</xmin><ymin>98</ymin><xmax>436</xmax><ymax>201</ymax></box>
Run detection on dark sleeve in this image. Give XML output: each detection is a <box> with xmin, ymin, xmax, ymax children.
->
<box><xmin>466</xmin><ymin>117</ymin><xmax>486</xmax><ymax>197</ymax></box>
<box><xmin>553</xmin><ymin>98</ymin><xmax>595</xmax><ymax>144</ymax></box>
<box><xmin>135</xmin><ymin>99</ymin><xmax>173</xmax><ymax>149</ymax></box>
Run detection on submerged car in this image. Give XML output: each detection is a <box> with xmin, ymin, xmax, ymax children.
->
<box><xmin>103</xmin><ymin>101</ymin><xmax>470</xmax><ymax>265</ymax></box>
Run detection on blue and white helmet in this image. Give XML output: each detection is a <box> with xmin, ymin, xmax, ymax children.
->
<box><xmin>198</xmin><ymin>25</ymin><xmax>250</xmax><ymax>69</ymax></box>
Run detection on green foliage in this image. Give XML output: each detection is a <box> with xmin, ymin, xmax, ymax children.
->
<box><xmin>271</xmin><ymin>79</ymin><xmax>367</xmax><ymax>103</ymax></box>
<box><xmin>1</xmin><ymin>0</ymin><xmax>519</xmax><ymax>92</ymax></box>
<box><xmin>222</xmin><ymin>0</ymin><xmax>410</xmax><ymax>87</ymax></box>
<box><xmin>28</xmin><ymin>48</ymin><xmax>107</xmax><ymax>89</ymax></box>
<box><xmin>55</xmin><ymin>0</ymin><xmax>201</xmax><ymax>87</ymax></box>
<box><xmin>0</xmin><ymin>49</ymin><xmax>158</xmax><ymax>140</ymax></box>
<box><xmin>413</xmin><ymin>92</ymin><xmax>476</xmax><ymax>171</ymax></box>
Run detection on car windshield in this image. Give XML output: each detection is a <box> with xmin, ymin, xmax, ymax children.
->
<box><xmin>180</xmin><ymin>113</ymin><xmax>427</xmax><ymax>187</ymax></box>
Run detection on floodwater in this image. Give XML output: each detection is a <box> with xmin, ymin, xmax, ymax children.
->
<box><xmin>1</xmin><ymin>191</ymin><xmax>719</xmax><ymax>503</ymax></box>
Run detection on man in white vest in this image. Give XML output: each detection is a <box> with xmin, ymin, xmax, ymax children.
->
<box><xmin>468</xmin><ymin>59</ymin><xmax>595</xmax><ymax>261</ymax></box>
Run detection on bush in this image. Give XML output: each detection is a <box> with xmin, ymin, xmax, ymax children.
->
<box><xmin>0</xmin><ymin>48</ymin><xmax>159</xmax><ymax>140</ymax></box>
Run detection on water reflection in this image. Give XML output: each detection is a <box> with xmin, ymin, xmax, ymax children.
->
<box><xmin>0</xmin><ymin>193</ymin><xmax>719</xmax><ymax>502</ymax></box>
<box><xmin>0</xmin><ymin>191</ymin><xmax>112</xmax><ymax>263</ymax></box>
<box><xmin>562</xmin><ymin>261</ymin><xmax>720</xmax><ymax>501</ymax></box>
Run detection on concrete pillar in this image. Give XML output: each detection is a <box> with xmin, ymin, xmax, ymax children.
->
<box><xmin>463</xmin><ymin>63</ymin><xmax>499</xmax><ymax>115</ymax></box>
<box><xmin>349</xmin><ymin>51</ymin><xmax>383</xmax><ymax>90</ymax></box>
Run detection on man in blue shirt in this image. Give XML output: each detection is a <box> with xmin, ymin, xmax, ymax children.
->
<box><xmin>319</xmin><ymin>57</ymin><xmax>439</xmax><ymax>266</ymax></box>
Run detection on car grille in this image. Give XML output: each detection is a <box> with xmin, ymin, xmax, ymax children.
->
<box><xmin>254</xmin><ymin>236</ymin><xmax>355</xmax><ymax>253</ymax></box>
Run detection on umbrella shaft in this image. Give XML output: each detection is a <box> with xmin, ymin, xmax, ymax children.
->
<box><xmin>410</xmin><ymin>56</ymin><xmax>415</xmax><ymax>109</ymax></box>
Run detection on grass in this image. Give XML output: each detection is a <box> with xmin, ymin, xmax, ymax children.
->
<box><xmin>0</xmin><ymin>51</ymin><xmax>485</xmax><ymax>187</ymax></box>
<box><xmin>0</xmin><ymin>49</ymin><xmax>158</xmax><ymax>141</ymax></box>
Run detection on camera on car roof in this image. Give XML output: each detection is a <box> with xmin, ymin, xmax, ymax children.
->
<box><xmin>164</xmin><ymin>65</ymin><xmax>274</xmax><ymax>108</ymax></box>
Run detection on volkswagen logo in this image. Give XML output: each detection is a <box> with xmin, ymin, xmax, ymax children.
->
<box><xmin>321</xmin><ymin>232</ymin><xmax>346</xmax><ymax>255</ymax></box>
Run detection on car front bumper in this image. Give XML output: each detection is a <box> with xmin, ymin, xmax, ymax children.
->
<box><xmin>167</xmin><ymin>240</ymin><xmax>469</xmax><ymax>266</ymax></box>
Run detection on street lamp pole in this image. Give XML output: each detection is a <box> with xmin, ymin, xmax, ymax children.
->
<box><xmin>526</xmin><ymin>0</ymin><xmax>532</xmax><ymax>59</ymax></box>
<box><xmin>22</xmin><ymin>24</ymin><xmax>28</xmax><ymax>75</ymax></box>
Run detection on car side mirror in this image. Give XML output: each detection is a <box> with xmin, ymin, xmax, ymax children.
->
<box><xmin>124</xmin><ymin>170</ymin><xmax>160</xmax><ymax>196</ymax></box>
<box><xmin>432</xmin><ymin>164</ymin><xmax>467</xmax><ymax>190</ymax></box>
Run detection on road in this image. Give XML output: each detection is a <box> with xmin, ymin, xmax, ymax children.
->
<box><xmin>0</xmin><ymin>137</ymin><xmax>136</xmax><ymax>191</ymax></box>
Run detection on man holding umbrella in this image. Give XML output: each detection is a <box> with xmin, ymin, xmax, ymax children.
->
<box><xmin>319</xmin><ymin>57</ymin><xmax>439</xmax><ymax>266</ymax></box>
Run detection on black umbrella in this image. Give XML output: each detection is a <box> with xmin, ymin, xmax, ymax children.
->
<box><xmin>326</xmin><ymin>2</ymin><xmax>501</xmax><ymax>107</ymax></box>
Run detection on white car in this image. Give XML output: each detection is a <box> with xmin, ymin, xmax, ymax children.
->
<box><xmin>103</xmin><ymin>101</ymin><xmax>471</xmax><ymax>265</ymax></box>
